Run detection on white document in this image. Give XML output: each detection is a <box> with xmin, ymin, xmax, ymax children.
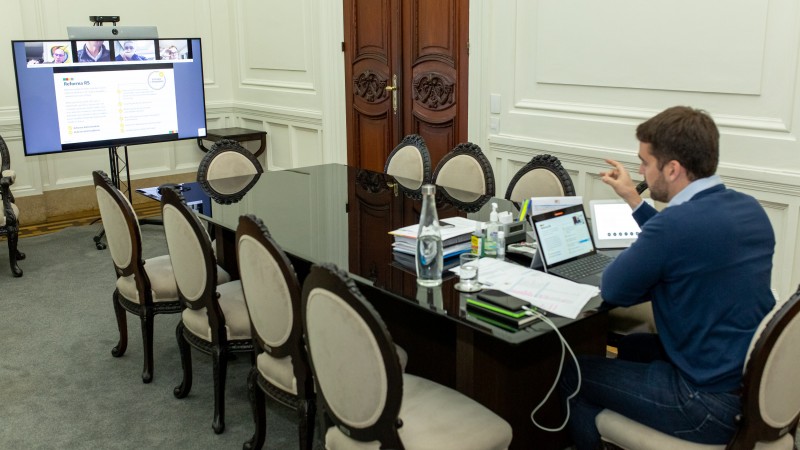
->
<box><xmin>452</xmin><ymin>258</ymin><xmax>599</xmax><ymax>319</ymax></box>
<box><xmin>389</xmin><ymin>216</ymin><xmax>477</xmax><ymax>241</ymax></box>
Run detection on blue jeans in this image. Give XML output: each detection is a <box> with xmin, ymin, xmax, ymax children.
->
<box><xmin>559</xmin><ymin>334</ymin><xmax>741</xmax><ymax>450</ymax></box>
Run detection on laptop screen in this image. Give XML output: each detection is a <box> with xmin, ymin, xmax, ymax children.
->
<box><xmin>531</xmin><ymin>205</ymin><xmax>595</xmax><ymax>266</ymax></box>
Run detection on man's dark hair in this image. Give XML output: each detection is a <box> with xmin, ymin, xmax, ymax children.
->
<box><xmin>636</xmin><ymin>106</ymin><xmax>719</xmax><ymax>180</ymax></box>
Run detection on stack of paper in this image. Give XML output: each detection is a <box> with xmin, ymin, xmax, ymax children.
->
<box><xmin>451</xmin><ymin>258</ymin><xmax>599</xmax><ymax>319</ymax></box>
<box><xmin>389</xmin><ymin>217</ymin><xmax>476</xmax><ymax>269</ymax></box>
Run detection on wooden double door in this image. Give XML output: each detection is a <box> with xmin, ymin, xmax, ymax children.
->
<box><xmin>344</xmin><ymin>0</ymin><xmax>469</xmax><ymax>172</ymax></box>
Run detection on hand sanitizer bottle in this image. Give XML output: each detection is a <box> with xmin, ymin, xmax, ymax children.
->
<box><xmin>484</xmin><ymin>202</ymin><xmax>499</xmax><ymax>257</ymax></box>
<box><xmin>471</xmin><ymin>221</ymin><xmax>484</xmax><ymax>256</ymax></box>
<box><xmin>416</xmin><ymin>184</ymin><xmax>443</xmax><ymax>286</ymax></box>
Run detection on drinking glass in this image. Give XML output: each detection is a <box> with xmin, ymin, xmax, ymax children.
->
<box><xmin>455</xmin><ymin>253</ymin><xmax>481</xmax><ymax>292</ymax></box>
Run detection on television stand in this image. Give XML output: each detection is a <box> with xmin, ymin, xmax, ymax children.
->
<box><xmin>197</xmin><ymin>127</ymin><xmax>267</xmax><ymax>157</ymax></box>
<box><xmin>94</xmin><ymin>146</ymin><xmax>162</xmax><ymax>250</ymax></box>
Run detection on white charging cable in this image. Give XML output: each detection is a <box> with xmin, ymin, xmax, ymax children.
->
<box><xmin>525</xmin><ymin>307</ymin><xmax>581</xmax><ymax>432</ymax></box>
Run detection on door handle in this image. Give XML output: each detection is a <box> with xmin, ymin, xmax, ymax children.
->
<box><xmin>385</xmin><ymin>74</ymin><xmax>398</xmax><ymax>115</ymax></box>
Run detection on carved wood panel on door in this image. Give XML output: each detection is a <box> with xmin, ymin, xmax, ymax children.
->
<box><xmin>344</xmin><ymin>0</ymin><xmax>469</xmax><ymax>171</ymax></box>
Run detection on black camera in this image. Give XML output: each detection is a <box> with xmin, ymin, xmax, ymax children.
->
<box><xmin>89</xmin><ymin>15</ymin><xmax>120</xmax><ymax>25</ymax></box>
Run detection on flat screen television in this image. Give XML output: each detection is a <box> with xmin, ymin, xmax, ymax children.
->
<box><xmin>11</xmin><ymin>37</ymin><xmax>207</xmax><ymax>156</ymax></box>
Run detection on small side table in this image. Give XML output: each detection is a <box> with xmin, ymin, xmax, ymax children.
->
<box><xmin>197</xmin><ymin>127</ymin><xmax>267</xmax><ymax>158</ymax></box>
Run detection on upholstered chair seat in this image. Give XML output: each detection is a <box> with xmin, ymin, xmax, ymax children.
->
<box><xmin>181</xmin><ymin>280</ymin><xmax>251</xmax><ymax>341</ymax></box>
<box><xmin>1</xmin><ymin>135</ymin><xmax>25</xmax><ymax>277</ymax></box>
<box><xmin>0</xmin><ymin>202</ymin><xmax>19</xmax><ymax>227</ymax></box>
<box><xmin>115</xmin><ymin>255</ymin><xmax>178</xmax><ymax>303</ymax></box>
<box><xmin>596</xmin><ymin>410</ymin><xmax>793</xmax><ymax>449</ymax></box>
<box><xmin>325</xmin><ymin>373</ymin><xmax>513</xmax><ymax>450</ymax></box>
<box><xmin>0</xmin><ymin>169</ymin><xmax>19</xmax><ymax>226</ymax></box>
<box><xmin>596</xmin><ymin>289</ymin><xmax>800</xmax><ymax>450</ymax></box>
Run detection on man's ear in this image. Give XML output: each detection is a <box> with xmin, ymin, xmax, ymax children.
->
<box><xmin>665</xmin><ymin>160</ymin><xmax>685</xmax><ymax>182</ymax></box>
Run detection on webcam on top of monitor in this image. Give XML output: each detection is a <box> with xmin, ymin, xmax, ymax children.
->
<box><xmin>89</xmin><ymin>15</ymin><xmax>120</xmax><ymax>25</ymax></box>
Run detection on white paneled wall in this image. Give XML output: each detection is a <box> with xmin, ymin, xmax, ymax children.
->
<box><xmin>3</xmin><ymin>0</ymin><xmax>800</xmax><ymax>298</ymax></box>
<box><xmin>0</xmin><ymin>0</ymin><xmax>344</xmax><ymax>199</ymax></box>
<box><xmin>468</xmin><ymin>0</ymin><xmax>800</xmax><ymax>300</ymax></box>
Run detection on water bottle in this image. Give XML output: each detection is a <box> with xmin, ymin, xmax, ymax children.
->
<box><xmin>416</xmin><ymin>184</ymin><xmax>443</xmax><ymax>286</ymax></box>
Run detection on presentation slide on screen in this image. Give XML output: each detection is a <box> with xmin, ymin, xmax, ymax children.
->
<box><xmin>536</xmin><ymin>212</ymin><xmax>594</xmax><ymax>265</ymax></box>
<box><xmin>53</xmin><ymin>68</ymin><xmax>178</xmax><ymax>144</ymax></box>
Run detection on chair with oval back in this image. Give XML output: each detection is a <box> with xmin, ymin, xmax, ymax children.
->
<box><xmin>596</xmin><ymin>286</ymin><xmax>800</xmax><ymax>449</ymax></box>
<box><xmin>432</xmin><ymin>142</ymin><xmax>495</xmax><ymax>213</ymax></box>
<box><xmin>236</xmin><ymin>214</ymin><xmax>315</xmax><ymax>450</ymax></box>
<box><xmin>384</xmin><ymin>134</ymin><xmax>432</xmax><ymax>198</ymax></box>
<box><xmin>161</xmin><ymin>186</ymin><xmax>253</xmax><ymax>434</ymax></box>
<box><xmin>0</xmin><ymin>135</ymin><xmax>24</xmax><ymax>277</ymax></box>
<box><xmin>301</xmin><ymin>263</ymin><xmax>513</xmax><ymax>449</ymax></box>
<box><xmin>504</xmin><ymin>154</ymin><xmax>575</xmax><ymax>206</ymax></box>
<box><xmin>197</xmin><ymin>139</ymin><xmax>263</xmax><ymax>204</ymax></box>
<box><xmin>93</xmin><ymin>170</ymin><xmax>192</xmax><ymax>383</ymax></box>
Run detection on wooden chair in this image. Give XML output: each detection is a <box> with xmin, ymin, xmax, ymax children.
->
<box><xmin>596</xmin><ymin>287</ymin><xmax>800</xmax><ymax>449</ymax></box>
<box><xmin>236</xmin><ymin>214</ymin><xmax>315</xmax><ymax>450</ymax></box>
<box><xmin>0</xmin><ymin>135</ymin><xmax>24</xmax><ymax>277</ymax></box>
<box><xmin>432</xmin><ymin>142</ymin><xmax>495</xmax><ymax>212</ymax></box>
<box><xmin>93</xmin><ymin>170</ymin><xmax>193</xmax><ymax>383</ymax></box>
<box><xmin>160</xmin><ymin>186</ymin><xmax>253</xmax><ymax>434</ymax></box>
<box><xmin>197</xmin><ymin>138</ymin><xmax>263</xmax><ymax>204</ymax></box>
<box><xmin>384</xmin><ymin>134</ymin><xmax>432</xmax><ymax>198</ymax></box>
<box><xmin>505</xmin><ymin>154</ymin><xmax>575</xmax><ymax>205</ymax></box>
<box><xmin>301</xmin><ymin>263</ymin><xmax>513</xmax><ymax>449</ymax></box>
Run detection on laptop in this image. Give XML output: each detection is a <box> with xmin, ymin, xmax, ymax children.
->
<box><xmin>589</xmin><ymin>199</ymin><xmax>653</xmax><ymax>249</ymax></box>
<box><xmin>529</xmin><ymin>203</ymin><xmax>614</xmax><ymax>286</ymax></box>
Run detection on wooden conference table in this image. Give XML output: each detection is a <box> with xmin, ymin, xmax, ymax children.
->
<box><xmin>140</xmin><ymin>164</ymin><xmax>608</xmax><ymax>450</ymax></box>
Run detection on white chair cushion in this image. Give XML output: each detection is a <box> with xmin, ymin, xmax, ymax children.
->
<box><xmin>1</xmin><ymin>169</ymin><xmax>16</xmax><ymax>183</ymax></box>
<box><xmin>256</xmin><ymin>351</ymin><xmax>297</xmax><ymax>395</ymax></box>
<box><xmin>325</xmin><ymin>374</ymin><xmax>512</xmax><ymax>450</ymax></box>
<box><xmin>181</xmin><ymin>280</ymin><xmax>252</xmax><ymax>341</ymax></box>
<box><xmin>596</xmin><ymin>409</ymin><xmax>793</xmax><ymax>450</ymax></box>
<box><xmin>116</xmin><ymin>255</ymin><xmax>179</xmax><ymax>303</ymax></box>
<box><xmin>116</xmin><ymin>256</ymin><xmax>232</xmax><ymax>304</ymax></box>
<box><xmin>608</xmin><ymin>302</ymin><xmax>657</xmax><ymax>335</ymax></box>
<box><xmin>0</xmin><ymin>202</ymin><xmax>19</xmax><ymax>226</ymax></box>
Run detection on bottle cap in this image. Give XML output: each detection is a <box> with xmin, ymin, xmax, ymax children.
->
<box><xmin>422</xmin><ymin>184</ymin><xmax>435</xmax><ymax>195</ymax></box>
<box><xmin>490</xmin><ymin>202</ymin><xmax>499</xmax><ymax>222</ymax></box>
<box><xmin>498</xmin><ymin>231</ymin><xmax>505</xmax><ymax>239</ymax></box>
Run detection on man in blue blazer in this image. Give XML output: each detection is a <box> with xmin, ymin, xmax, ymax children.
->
<box><xmin>561</xmin><ymin>106</ymin><xmax>775</xmax><ymax>449</ymax></box>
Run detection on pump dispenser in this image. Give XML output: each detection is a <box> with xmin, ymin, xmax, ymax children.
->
<box><xmin>484</xmin><ymin>202</ymin><xmax>500</xmax><ymax>257</ymax></box>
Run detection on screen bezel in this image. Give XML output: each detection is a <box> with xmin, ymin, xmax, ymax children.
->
<box><xmin>11</xmin><ymin>37</ymin><xmax>207</xmax><ymax>156</ymax></box>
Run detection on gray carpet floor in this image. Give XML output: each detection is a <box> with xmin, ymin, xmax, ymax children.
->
<box><xmin>0</xmin><ymin>225</ymin><xmax>297</xmax><ymax>449</ymax></box>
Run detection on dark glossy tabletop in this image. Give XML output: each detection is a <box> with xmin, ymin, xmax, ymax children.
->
<box><xmin>139</xmin><ymin>163</ymin><xmax>604</xmax><ymax>345</ymax></box>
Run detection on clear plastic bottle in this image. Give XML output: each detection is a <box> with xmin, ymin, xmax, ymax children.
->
<box><xmin>484</xmin><ymin>202</ymin><xmax>500</xmax><ymax>257</ymax></box>
<box><xmin>416</xmin><ymin>184</ymin><xmax>443</xmax><ymax>286</ymax></box>
<box><xmin>496</xmin><ymin>230</ymin><xmax>506</xmax><ymax>261</ymax></box>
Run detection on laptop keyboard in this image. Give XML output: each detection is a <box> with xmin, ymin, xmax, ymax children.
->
<box><xmin>550</xmin><ymin>252</ymin><xmax>614</xmax><ymax>280</ymax></box>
